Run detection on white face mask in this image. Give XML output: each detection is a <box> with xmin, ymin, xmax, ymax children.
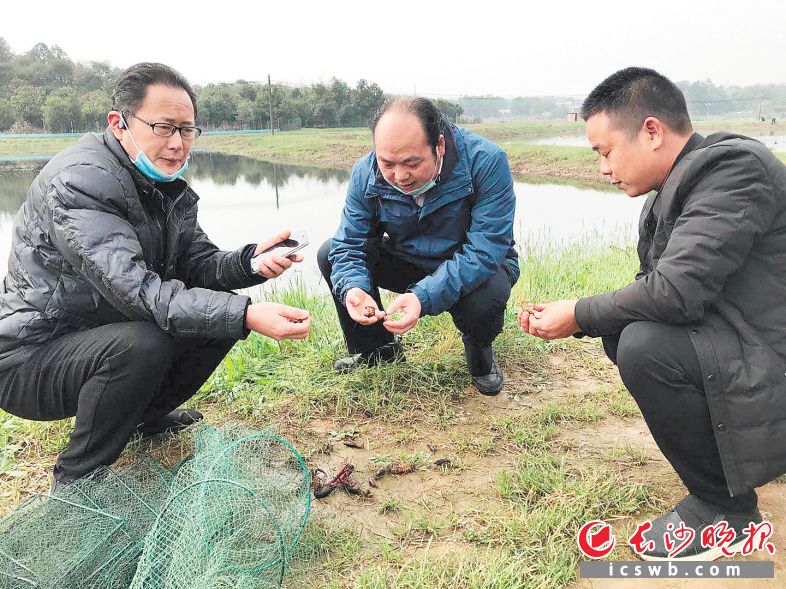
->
<box><xmin>385</xmin><ymin>148</ymin><xmax>443</xmax><ymax>198</ymax></box>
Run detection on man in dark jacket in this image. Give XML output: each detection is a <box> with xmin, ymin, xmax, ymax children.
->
<box><xmin>520</xmin><ymin>67</ymin><xmax>786</xmax><ymax>561</ymax></box>
<box><xmin>0</xmin><ymin>63</ymin><xmax>311</xmax><ymax>491</ymax></box>
<box><xmin>317</xmin><ymin>97</ymin><xmax>518</xmax><ymax>396</ymax></box>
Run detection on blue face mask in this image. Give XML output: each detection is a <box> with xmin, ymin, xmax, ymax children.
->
<box><xmin>120</xmin><ymin>113</ymin><xmax>189</xmax><ymax>182</ymax></box>
<box><xmin>386</xmin><ymin>149</ymin><xmax>443</xmax><ymax>198</ymax></box>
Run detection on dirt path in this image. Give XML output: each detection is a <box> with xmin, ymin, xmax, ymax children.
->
<box><xmin>1</xmin><ymin>349</ymin><xmax>783</xmax><ymax>587</ymax></box>
<box><xmin>274</xmin><ymin>354</ymin><xmax>785</xmax><ymax>587</ymax></box>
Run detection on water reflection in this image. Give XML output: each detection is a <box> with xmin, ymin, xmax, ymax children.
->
<box><xmin>0</xmin><ymin>153</ymin><xmax>643</xmax><ymax>298</ymax></box>
<box><xmin>0</xmin><ymin>160</ymin><xmax>44</xmax><ymax>215</ymax></box>
<box><xmin>524</xmin><ymin>136</ymin><xmax>588</xmax><ymax>147</ymax></box>
<box><xmin>188</xmin><ymin>151</ymin><xmax>350</xmax><ymax>188</ymax></box>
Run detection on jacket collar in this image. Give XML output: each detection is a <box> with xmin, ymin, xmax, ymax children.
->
<box><xmin>641</xmin><ymin>132</ymin><xmax>705</xmax><ymax>224</ymax></box>
<box><xmin>658</xmin><ymin>132</ymin><xmax>704</xmax><ymax>192</ymax></box>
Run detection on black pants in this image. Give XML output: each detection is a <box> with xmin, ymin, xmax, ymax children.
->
<box><xmin>317</xmin><ymin>239</ymin><xmax>512</xmax><ymax>374</ymax></box>
<box><xmin>0</xmin><ymin>322</ymin><xmax>235</xmax><ymax>481</ymax></box>
<box><xmin>604</xmin><ymin>321</ymin><xmax>757</xmax><ymax>514</ymax></box>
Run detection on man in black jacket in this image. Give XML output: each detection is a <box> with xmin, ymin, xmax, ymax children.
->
<box><xmin>0</xmin><ymin>63</ymin><xmax>311</xmax><ymax>492</ymax></box>
<box><xmin>520</xmin><ymin>67</ymin><xmax>786</xmax><ymax>561</ymax></box>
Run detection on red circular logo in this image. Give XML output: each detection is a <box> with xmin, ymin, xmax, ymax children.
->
<box><xmin>577</xmin><ymin>520</ymin><xmax>616</xmax><ymax>559</ymax></box>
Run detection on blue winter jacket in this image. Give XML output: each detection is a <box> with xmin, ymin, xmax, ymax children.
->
<box><xmin>328</xmin><ymin>122</ymin><xmax>519</xmax><ymax>316</ymax></box>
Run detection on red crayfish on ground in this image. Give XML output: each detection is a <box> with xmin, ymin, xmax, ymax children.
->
<box><xmin>311</xmin><ymin>464</ymin><xmax>365</xmax><ymax>498</ymax></box>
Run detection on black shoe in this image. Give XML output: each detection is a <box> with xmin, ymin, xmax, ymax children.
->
<box><xmin>471</xmin><ymin>359</ymin><xmax>504</xmax><ymax>396</ymax></box>
<box><xmin>136</xmin><ymin>408</ymin><xmax>203</xmax><ymax>438</ymax></box>
<box><xmin>636</xmin><ymin>494</ymin><xmax>763</xmax><ymax>561</ymax></box>
<box><xmin>463</xmin><ymin>336</ymin><xmax>504</xmax><ymax>395</ymax></box>
<box><xmin>333</xmin><ymin>337</ymin><xmax>405</xmax><ymax>373</ymax></box>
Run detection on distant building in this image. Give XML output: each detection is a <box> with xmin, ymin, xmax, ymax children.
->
<box><xmin>566</xmin><ymin>112</ymin><xmax>579</xmax><ymax>122</ymax></box>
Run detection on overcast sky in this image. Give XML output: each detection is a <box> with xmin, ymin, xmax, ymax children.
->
<box><xmin>4</xmin><ymin>0</ymin><xmax>785</xmax><ymax>98</ymax></box>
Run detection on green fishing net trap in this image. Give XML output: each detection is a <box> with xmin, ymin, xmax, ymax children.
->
<box><xmin>0</xmin><ymin>423</ymin><xmax>312</xmax><ymax>589</ymax></box>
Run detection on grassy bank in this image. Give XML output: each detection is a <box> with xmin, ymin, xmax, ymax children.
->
<box><xmin>3</xmin><ymin>119</ymin><xmax>784</xmax><ymax>189</ymax></box>
<box><xmin>4</xmin><ymin>234</ymin><xmax>786</xmax><ymax>587</ymax></box>
<box><xmin>0</xmin><ymin>136</ymin><xmax>77</xmax><ymax>158</ymax></box>
<box><xmin>1</xmin><ymin>238</ymin><xmax>666</xmax><ymax>588</ymax></box>
<box><xmin>197</xmin><ymin>119</ymin><xmax>786</xmax><ymax>188</ymax></box>
<box><xmin>3</xmin><ymin>122</ymin><xmax>786</xmax><ymax>586</ymax></box>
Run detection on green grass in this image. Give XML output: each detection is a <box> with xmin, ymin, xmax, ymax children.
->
<box><xmin>0</xmin><ymin>413</ymin><xmax>23</xmax><ymax>474</ymax></box>
<box><xmin>198</xmin><ymin>127</ymin><xmax>372</xmax><ymax>169</ymax></box>
<box><xmin>478</xmin><ymin>450</ymin><xmax>658</xmax><ymax>588</ymax></box>
<box><xmin>195</xmin><ymin>236</ymin><xmax>640</xmax><ymax>424</ymax></box>
<box><xmin>463</xmin><ymin>120</ymin><xmax>588</xmax><ymax>143</ymax></box>
<box><xmin>1</xmin><ymin>121</ymin><xmax>783</xmax><ymax>587</ymax></box>
<box><xmin>379</xmin><ymin>498</ymin><xmax>402</xmax><ymax>515</ymax></box>
<box><xmin>393</xmin><ymin>511</ymin><xmax>459</xmax><ymax>545</ymax></box>
<box><xmin>1</xmin><ymin>236</ymin><xmax>657</xmax><ymax>588</ymax></box>
<box><xmin>604</xmin><ymin>444</ymin><xmax>653</xmax><ymax>466</ymax></box>
<box><xmin>0</xmin><ymin>136</ymin><xmax>80</xmax><ymax>158</ymax></box>
<box><xmin>0</xmin><ymin>413</ymin><xmax>73</xmax><ymax>473</ymax></box>
<box><xmin>3</xmin><ymin>119</ymin><xmax>782</xmax><ymax>189</ymax></box>
<box><xmin>289</xmin><ymin>394</ymin><xmax>661</xmax><ymax>588</ymax></box>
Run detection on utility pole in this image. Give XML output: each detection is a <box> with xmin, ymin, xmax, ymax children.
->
<box><xmin>273</xmin><ymin>162</ymin><xmax>279</xmax><ymax>210</ymax></box>
<box><xmin>758</xmin><ymin>96</ymin><xmax>763</xmax><ymax>121</ymax></box>
<box><xmin>268</xmin><ymin>74</ymin><xmax>275</xmax><ymax>136</ymax></box>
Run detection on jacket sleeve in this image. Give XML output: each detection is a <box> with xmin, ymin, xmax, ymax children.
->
<box><xmin>575</xmin><ymin>151</ymin><xmax>775</xmax><ymax>336</ymax></box>
<box><xmin>409</xmin><ymin>148</ymin><xmax>516</xmax><ymax>316</ymax></box>
<box><xmin>45</xmin><ymin>164</ymin><xmax>250</xmax><ymax>339</ymax></box>
<box><xmin>328</xmin><ymin>163</ymin><xmax>377</xmax><ymax>303</ymax></box>
<box><xmin>181</xmin><ymin>220</ymin><xmax>266</xmax><ymax>291</ymax></box>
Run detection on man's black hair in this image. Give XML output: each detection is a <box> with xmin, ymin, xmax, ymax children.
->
<box><xmin>581</xmin><ymin>67</ymin><xmax>692</xmax><ymax>136</ymax></box>
<box><xmin>111</xmin><ymin>62</ymin><xmax>197</xmax><ymax>118</ymax></box>
<box><xmin>371</xmin><ymin>96</ymin><xmax>443</xmax><ymax>153</ymax></box>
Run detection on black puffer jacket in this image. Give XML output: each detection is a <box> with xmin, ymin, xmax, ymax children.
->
<box><xmin>576</xmin><ymin>133</ymin><xmax>786</xmax><ymax>496</ymax></box>
<box><xmin>0</xmin><ymin>129</ymin><xmax>263</xmax><ymax>370</ymax></box>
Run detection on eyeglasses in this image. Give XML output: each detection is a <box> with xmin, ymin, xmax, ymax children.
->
<box><xmin>122</xmin><ymin>111</ymin><xmax>202</xmax><ymax>140</ymax></box>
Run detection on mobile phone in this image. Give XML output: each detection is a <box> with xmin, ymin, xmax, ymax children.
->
<box><xmin>250</xmin><ymin>231</ymin><xmax>309</xmax><ymax>274</ymax></box>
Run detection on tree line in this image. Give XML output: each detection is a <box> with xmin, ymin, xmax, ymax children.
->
<box><xmin>0</xmin><ymin>39</ymin><xmax>464</xmax><ymax>133</ymax></box>
<box><xmin>457</xmin><ymin>81</ymin><xmax>786</xmax><ymax>120</ymax></box>
<box><xmin>4</xmin><ymin>38</ymin><xmax>781</xmax><ymax>133</ymax></box>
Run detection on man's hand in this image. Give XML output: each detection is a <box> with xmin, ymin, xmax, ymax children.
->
<box><xmin>383</xmin><ymin>293</ymin><xmax>421</xmax><ymax>335</ymax></box>
<box><xmin>245</xmin><ymin>302</ymin><xmax>311</xmax><ymax>340</ymax></box>
<box><xmin>524</xmin><ymin>299</ymin><xmax>581</xmax><ymax>340</ymax></box>
<box><xmin>345</xmin><ymin>287</ymin><xmax>386</xmax><ymax>325</ymax></box>
<box><xmin>252</xmin><ymin>230</ymin><xmax>304</xmax><ymax>279</ymax></box>
<box><xmin>517</xmin><ymin>303</ymin><xmax>545</xmax><ymax>334</ymax></box>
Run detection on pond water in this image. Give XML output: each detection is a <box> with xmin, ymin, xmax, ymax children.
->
<box><xmin>0</xmin><ymin>153</ymin><xmax>643</xmax><ymax>298</ymax></box>
<box><xmin>507</xmin><ymin>132</ymin><xmax>786</xmax><ymax>152</ymax></box>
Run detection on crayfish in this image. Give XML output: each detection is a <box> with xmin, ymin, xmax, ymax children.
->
<box><xmin>312</xmin><ymin>464</ymin><xmax>364</xmax><ymax>498</ymax></box>
<box><xmin>367</xmin><ymin>461</ymin><xmax>415</xmax><ymax>487</ymax></box>
<box><xmin>519</xmin><ymin>302</ymin><xmax>537</xmax><ymax>314</ymax></box>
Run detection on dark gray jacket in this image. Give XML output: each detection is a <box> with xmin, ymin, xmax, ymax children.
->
<box><xmin>576</xmin><ymin>132</ymin><xmax>786</xmax><ymax>496</ymax></box>
<box><xmin>0</xmin><ymin>129</ymin><xmax>264</xmax><ymax>370</ymax></box>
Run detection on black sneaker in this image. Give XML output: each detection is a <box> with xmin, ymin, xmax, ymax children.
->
<box><xmin>332</xmin><ymin>337</ymin><xmax>405</xmax><ymax>373</ymax></box>
<box><xmin>636</xmin><ymin>494</ymin><xmax>763</xmax><ymax>561</ymax></box>
<box><xmin>136</xmin><ymin>408</ymin><xmax>203</xmax><ymax>439</ymax></box>
<box><xmin>471</xmin><ymin>358</ymin><xmax>505</xmax><ymax>396</ymax></box>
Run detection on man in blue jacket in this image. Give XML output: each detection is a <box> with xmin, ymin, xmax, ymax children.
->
<box><xmin>317</xmin><ymin>97</ymin><xmax>518</xmax><ymax>395</ymax></box>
